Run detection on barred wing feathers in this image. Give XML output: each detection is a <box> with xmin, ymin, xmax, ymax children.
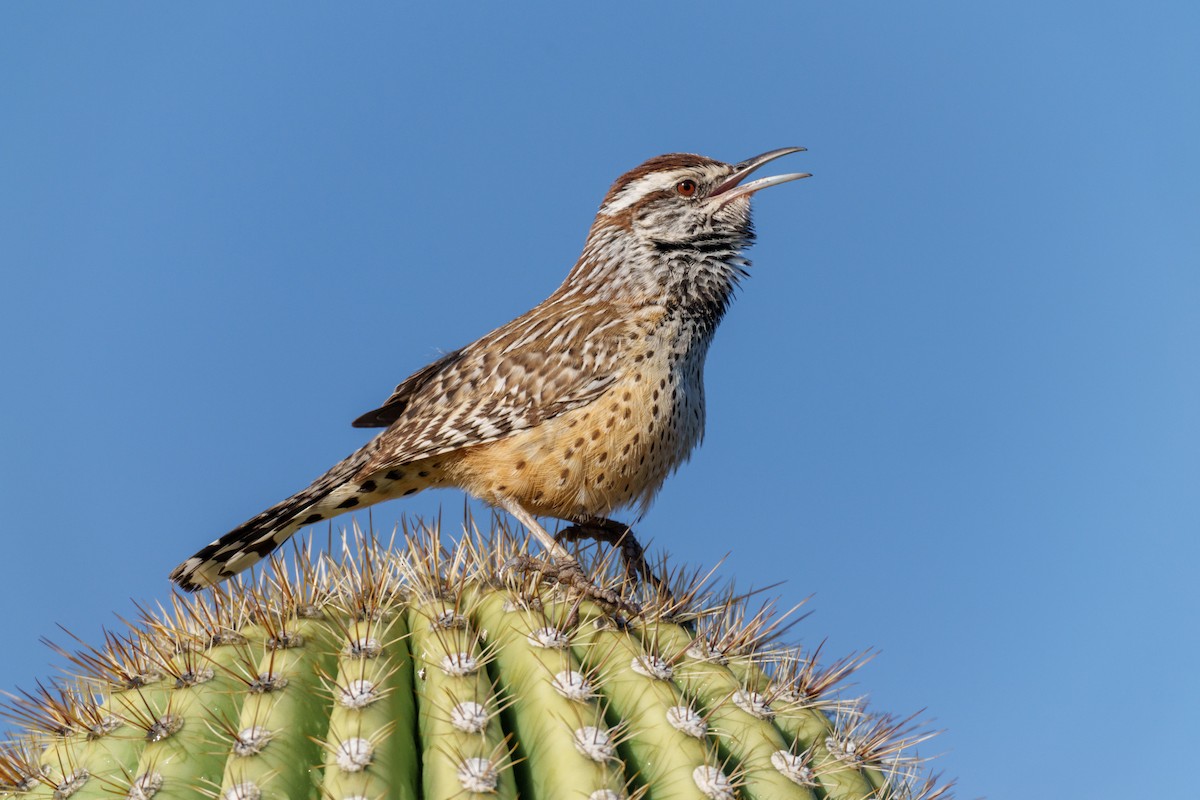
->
<box><xmin>356</xmin><ymin>300</ymin><xmax>662</xmax><ymax>473</ymax></box>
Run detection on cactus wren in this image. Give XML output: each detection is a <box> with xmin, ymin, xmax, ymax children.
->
<box><xmin>170</xmin><ymin>148</ymin><xmax>809</xmax><ymax>600</ymax></box>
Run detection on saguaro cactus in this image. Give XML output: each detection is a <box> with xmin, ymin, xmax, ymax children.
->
<box><xmin>0</xmin><ymin>519</ymin><xmax>951</xmax><ymax>800</ymax></box>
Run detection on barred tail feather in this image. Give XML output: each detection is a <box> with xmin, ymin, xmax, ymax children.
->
<box><xmin>169</xmin><ymin>447</ymin><xmax>373</xmax><ymax>591</ymax></box>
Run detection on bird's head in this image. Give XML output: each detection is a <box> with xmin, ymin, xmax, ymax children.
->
<box><xmin>564</xmin><ymin>148</ymin><xmax>809</xmax><ymax>311</ymax></box>
<box><xmin>596</xmin><ymin>147</ymin><xmax>808</xmax><ymax>251</ymax></box>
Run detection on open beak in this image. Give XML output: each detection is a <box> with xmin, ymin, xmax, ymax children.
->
<box><xmin>710</xmin><ymin>146</ymin><xmax>810</xmax><ymax>203</ymax></box>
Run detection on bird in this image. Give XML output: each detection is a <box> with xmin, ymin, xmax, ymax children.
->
<box><xmin>170</xmin><ymin>147</ymin><xmax>810</xmax><ymax>603</ymax></box>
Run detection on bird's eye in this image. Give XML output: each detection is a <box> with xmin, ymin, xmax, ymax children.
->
<box><xmin>676</xmin><ymin>179</ymin><xmax>698</xmax><ymax>197</ymax></box>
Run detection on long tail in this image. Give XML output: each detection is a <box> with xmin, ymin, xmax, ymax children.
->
<box><xmin>169</xmin><ymin>445</ymin><xmax>376</xmax><ymax>591</ymax></box>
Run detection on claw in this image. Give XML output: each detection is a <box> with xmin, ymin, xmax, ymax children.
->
<box><xmin>557</xmin><ymin>520</ymin><xmax>673</xmax><ymax>602</ymax></box>
<box><xmin>506</xmin><ymin>553</ymin><xmax>641</xmax><ymax>618</ymax></box>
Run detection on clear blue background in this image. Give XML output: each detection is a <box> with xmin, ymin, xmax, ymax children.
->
<box><xmin>2</xmin><ymin>5</ymin><xmax>1197</xmax><ymax>797</ymax></box>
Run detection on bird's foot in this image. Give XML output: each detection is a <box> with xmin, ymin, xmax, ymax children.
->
<box><xmin>556</xmin><ymin>521</ymin><xmax>673</xmax><ymax>601</ymax></box>
<box><xmin>504</xmin><ymin>553</ymin><xmax>641</xmax><ymax>620</ymax></box>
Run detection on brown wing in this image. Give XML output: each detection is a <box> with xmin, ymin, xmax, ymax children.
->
<box><xmin>358</xmin><ymin>299</ymin><xmax>660</xmax><ymax>473</ymax></box>
<box><xmin>353</xmin><ymin>349</ymin><xmax>466</xmax><ymax>428</ymax></box>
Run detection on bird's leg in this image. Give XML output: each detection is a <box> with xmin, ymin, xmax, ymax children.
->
<box><xmin>556</xmin><ymin>516</ymin><xmax>670</xmax><ymax>598</ymax></box>
<box><xmin>498</xmin><ymin>498</ymin><xmax>640</xmax><ymax>617</ymax></box>
<box><xmin>556</xmin><ymin>517</ymin><xmax>650</xmax><ymax>581</ymax></box>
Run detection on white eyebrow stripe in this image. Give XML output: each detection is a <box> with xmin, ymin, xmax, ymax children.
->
<box><xmin>600</xmin><ymin>170</ymin><xmax>691</xmax><ymax>215</ymax></box>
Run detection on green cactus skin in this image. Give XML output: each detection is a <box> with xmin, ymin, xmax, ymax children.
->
<box><xmin>320</xmin><ymin>616</ymin><xmax>420</xmax><ymax>800</ymax></box>
<box><xmin>0</xmin><ymin>521</ymin><xmax>951</xmax><ymax>800</ymax></box>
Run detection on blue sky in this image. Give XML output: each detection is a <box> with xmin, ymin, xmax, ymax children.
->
<box><xmin>2</xmin><ymin>4</ymin><xmax>1198</xmax><ymax>797</ymax></box>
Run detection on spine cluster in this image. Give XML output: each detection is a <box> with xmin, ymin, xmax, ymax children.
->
<box><xmin>0</xmin><ymin>520</ymin><xmax>951</xmax><ymax>800</ymax></box>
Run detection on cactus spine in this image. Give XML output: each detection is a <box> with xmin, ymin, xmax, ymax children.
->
<box><xmin>0</xmin><ymin>519</ymin><xmax>951</xmax><ymax>800</ymax></box>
